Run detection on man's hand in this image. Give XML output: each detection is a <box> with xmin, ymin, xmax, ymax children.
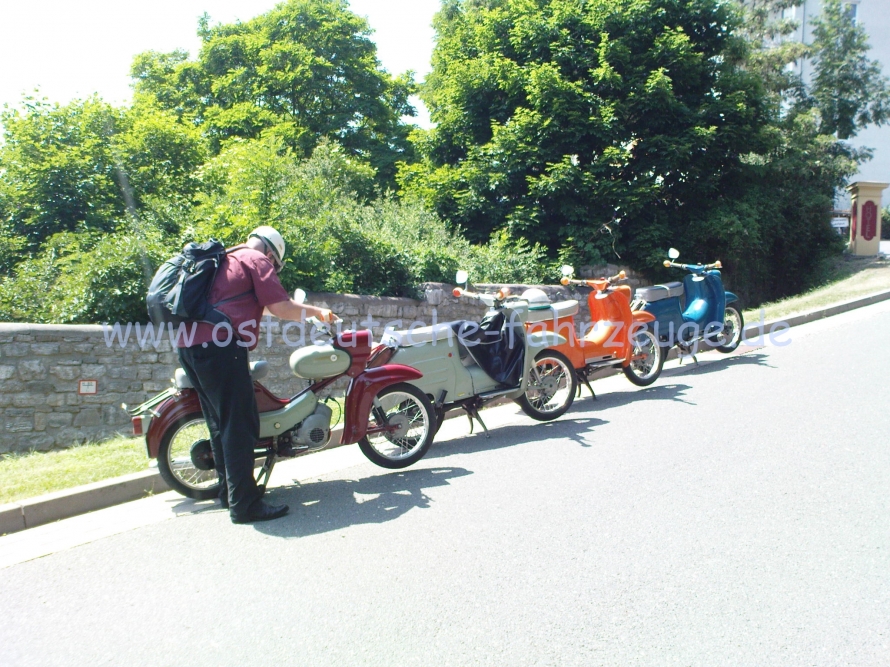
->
<box><xmin>319</xmin><ymin>308</ymin><xmax>341</xmax><ymax>324</ymax></box>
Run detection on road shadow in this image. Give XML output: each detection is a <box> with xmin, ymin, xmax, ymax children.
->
<box><xmin>428</xmin><ymin>382</ymin><xmax>696</xmax><ymax>456</ymax></box>
<box><xmin>663</xmin><ymin>352</ymin><xmax>774</xmax><ymax>378</ymax></box>
<box><xmin>246</xmin><ymin>466</ymin><xmax>472</xmax><ymax>538</ymax></box>
<box><xmin>428</xmin><ymin>414</ymin><xmax>608</xmax><ymax>458</ymax></box>
<box><xmin>584</xmin><ymin>382</ymin><xmax>696</xmax><ymax>410</ymax></box>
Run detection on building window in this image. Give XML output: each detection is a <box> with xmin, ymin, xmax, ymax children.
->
<box><xmin>844</xmin><ymin>2</ymin><xmax>859</xmax><ymax>25</ymax></box>
<box><xmin>782</xmin><ymin>5</ymin><xmax>797</xmax><ymax>20</ymax></box>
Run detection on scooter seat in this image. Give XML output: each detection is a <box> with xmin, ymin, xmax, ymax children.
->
<box><xmin>381</xmin><ymin>322</ymin><xmax>458</xmax><ymax>347</ymax></box>
<box><xmin>525</xmin><ymin>300</ymin><xmax>580</xmax><ymax>323</ymax></box>
<box><xmin>635</xmin><ymin>282</ymin><xmax>684</xmax><ymax>302</ymax></box>
<box><xmin>173</xmin><ymin>360</ymin><xmax>270</xmax><ymax>389</ymax></box>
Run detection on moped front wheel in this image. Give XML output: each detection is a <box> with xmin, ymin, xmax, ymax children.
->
<box><xmin>358</xmin><ymin>383</ymin><xmax>435</xmax><ymax>469</ymax></box>
<box><xmin>157</xmin><ymin>413</ymin><xmax>220</xmax><ymax>500</ymax></box>
<box><xmin>715</xmin><ymin>305</ymin><xmax>744</xmax><ymax>353</ymax></box>
<box><xmin>623</xmin><ymin>328</ymin><xmax>665</xmax><ymax>387</ymax></box>
<box><xmin>517</xmin><ymin>349</ymin><xmax>577</xmax><ymax>421</ymax></box>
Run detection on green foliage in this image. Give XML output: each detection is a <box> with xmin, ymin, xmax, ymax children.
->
<box><xmin>882</xmin><ymin>206</ymin><xmax>890</xmax><ymax>241</ymax></box>
<box><xmin>192</xmin><ymin>137</ymin><xmax>547</xmax><ymax>298</ymax></box>
<box><xmin>403</xmin><ymin>0</ymin><xmax>768</xmax><ymax>253</ymax></box>
<box><xmin>131</xmin><ymin>0</ymin><xmax>417</xmax><ymax>187</ymax></box>
<box><xmin>400</xmin><ymin>0</ymin><xmax>870</xmax><ymax>305</ymax></box>
<box><xmin>0</xmin><ymin>97</ymin><xmax>208</xmax><ymax>253</ymax></box>
<box><xmin>808</xmin><ymin>0</ymin><xmax>890</xmax><ymax>140</ymax></box>
<box><xmin>0</xmin><ymin>227</ymin><xmax>169</xmax><ymax>324</ymax></box>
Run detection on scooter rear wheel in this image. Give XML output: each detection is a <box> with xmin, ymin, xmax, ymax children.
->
<box><xmin>358</xmin><ymin>383</ymin><xmax>435</xmax><ymax>469</ymax></box>
<box><xmin>517</xmin><ymin>349</ymin><xmax>577</xmax><ymax>421</ymax></box>
<box><xmin>157</xmin><ymin>413</ymin><xmax>221</xmax><ymax>500</ymax></box>
<box><xmin>715</xmin><ymin>305</ymin><xmax>744</xmax><ymax>353</ymax></box>
<box><xmin>623</xmin><ymin>328</ymin><xmax>665</xmax><ymax>387</ymax></box>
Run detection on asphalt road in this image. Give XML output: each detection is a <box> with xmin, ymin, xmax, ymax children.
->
<box><xmin>1</xmin><ymin>302</ymin><xmax>889</xmax><ymax>666</ymax></box>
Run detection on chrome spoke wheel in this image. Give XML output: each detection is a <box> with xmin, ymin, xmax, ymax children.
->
<box><xmin>517</xmin><ymin>350</ymin><xmax>577</xmax><ymax>421</ymax></box>
<box><xmin>164</xmin><ymin>419</ymin><xmax>218</xmax><ymax>491</ymax></box>
<box><xmin>623</xmin><ymin>329</ymin><xmax>665</xmax><ymax>387</ymax></box>
<box><xmin>715</xmin><ymin>305</ymin><xmax>744</xmax><ymax>353</ymax></box>
<box><xmin>527</xmin><ymin>356</ymin><xmax>573</xmax><ymax>414</ymax></box>
<box><xmin>359</xmin><ymin>383</ymin><xmax>435</xmax><ymax>469</ymax></box>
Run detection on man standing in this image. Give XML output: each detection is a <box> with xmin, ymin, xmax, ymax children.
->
<box><xmin>177</xmin><ymin>226</ymin><xmax>335</xmax><ymax>523</ymax></box>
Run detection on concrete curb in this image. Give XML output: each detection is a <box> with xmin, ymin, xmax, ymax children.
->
<box><xmin>0</xmin><ymin>469</ymin><xmax>170</xmax><ymax>535</ymax></box>
<box><xmin>740</xmin><ymin>288</ymin><xmax>890</xmax><ymax>340</ymax></box>
<box><xmin>3</xmin><ymin>287</ymin><xmax>890</xmax><ymax>536</ymax></box>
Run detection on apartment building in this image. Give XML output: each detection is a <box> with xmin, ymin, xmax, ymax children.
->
<box><xmin>783</xmin><ymin>0</ymin><xmax>890</xmax><ymax>182</ymax></box>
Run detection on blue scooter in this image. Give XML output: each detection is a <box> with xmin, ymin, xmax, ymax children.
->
<box><xmin>631</xmin><ymin>248</ymin><xmax>744</xmax><ymax>359</ymax></box>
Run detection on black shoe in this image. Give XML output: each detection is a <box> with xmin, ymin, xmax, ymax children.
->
<box><xmin>230</xmin><ymin>501</ymin><xmax>289</xmax><ymax>524</ymax></box>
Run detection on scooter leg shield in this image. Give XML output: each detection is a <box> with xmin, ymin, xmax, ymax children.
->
<box><xmin>341</xmin><ymin>365</ymin><xmax>424</xmax><ymax>444</ymax></box>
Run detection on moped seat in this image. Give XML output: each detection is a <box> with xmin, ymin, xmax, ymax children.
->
<box><xmin>381</xmin><ymin>322</ymin><xmax>458</xmax><ymax>347</ymax></box>
<box><xmin>635</xmin><ymin>282</ymin><xmax>684</xmax><ymax>302</ymax></box>
<box><xmin>173</xmin><ymin>360</ymin><xmax>270</xmax><ymax>389</ymax></box>
<box><xmin>525</xmin><ymin>300</ymin><xmax>579</xmax><ymax>323</ymax></box>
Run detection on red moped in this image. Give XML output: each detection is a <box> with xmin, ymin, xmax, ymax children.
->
<box><xmin>126</xmin><ymin>322</ymin><xmax>434</xmax><ymax>500</ymax></box>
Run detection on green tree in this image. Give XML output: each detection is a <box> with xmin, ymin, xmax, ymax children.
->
<box><xmin>131</xmin><ymin>0</ymin><xmax>417</xmax><ymax>187</ymax></box>
<box><xmin>402</xmin><ymin>0</ymin><xmax>769</xmax><ymax>263</ymax></box>
<box><xmin>0</xmin><ymin>97</ymin><xmax>208</xmax><ymax>253</ymax></box>
<box><xmin>808</xmin><ymin>0</ymin><xmax>890</xmax><ymax>139</ymax></box>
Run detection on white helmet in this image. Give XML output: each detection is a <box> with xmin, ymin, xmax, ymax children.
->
<box><xmin>521</xmin><ymin>288</ymin><xmax>551</xmax><ymax>310</ymax></box>
<box><xmin>249</xmin><ymin>226</ymin><xmax>286</xmax><ymax>270</ymax></box>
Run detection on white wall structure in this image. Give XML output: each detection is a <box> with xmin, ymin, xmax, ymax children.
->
<box><xmin>784</xmin><ymin>1</ymin><xmax>890</xmax><ymax>183</ymax></box>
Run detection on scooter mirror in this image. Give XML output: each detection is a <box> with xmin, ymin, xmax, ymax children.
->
<box><xmin>293</xmin><ymin>288</ymin><xmax>307</xmax><ymax>304</ymax></box>
<box><xmin>668</xmin><ymin>248</ymin><xmax>680</xmax><ymax>260</ymax></box>
<box><xmin>455</xmin><ymin>270</ymin><xmax>469</xmax><ymax>285</ymax></box>
<box><xmin>560</xmin><ymin>265</ymin><xmax>575</xmax><ymax>277</ymax></box>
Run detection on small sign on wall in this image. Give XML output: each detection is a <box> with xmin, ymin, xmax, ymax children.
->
<box><xmin>78</xmin><ymin>379</ymin><xmax>98</xmax><ymax>395</ymax></box>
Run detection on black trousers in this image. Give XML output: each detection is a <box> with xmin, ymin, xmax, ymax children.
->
<box><xmin>178</xmin><ymin>340</ymin><xmax>261</xmax><ymax>517</ymax></box>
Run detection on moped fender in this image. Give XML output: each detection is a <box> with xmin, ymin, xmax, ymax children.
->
<box><xmin>527</xmin><ymin>331</ymin><xmax>568</xmax><ymax>349</ymax></box>
<box><xmin>632</xmin><ymin>311</ymin><xmax>656</xmax><ymax>324</ymax></box>
<box><xmin>145</xmin><ymin>389</ymin><xmax>201</xmax><ymax>459</ymax></box>
<box><xmin>341</xmin><ymin>364</ymin><xmax>423</xmax><ymax>445</ymax></box>
<box><xmin>724</xmin><ymin>291</ymin><xmax>739</xmax><ymax>306</ymax></box>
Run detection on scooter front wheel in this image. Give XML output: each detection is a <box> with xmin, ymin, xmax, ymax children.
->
<box><xmin>623</xmin><ymin>328</ymin><xmax>665</xmax><ymax>387</ymax></box>
<box><xmin>157</xmin><ymin>413</ymin><xmax>221</xmax><ymax>500</ymax></box>
<box><xmin>715</xmin><ymin>305</ymin><xmax>744</xmax><ymax>353</ymax></box>
<box><xmin>516</xmin><ymin>349</ymin><xmax>577</xmax><ymax>421</ymax></box>
<box><xmin>358</xmin><ymin>383</ymin><xmax>435</xmax><ymax>469</ymax></box>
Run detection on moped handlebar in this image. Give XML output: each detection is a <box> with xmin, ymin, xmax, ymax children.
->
<box><xmin>560</xmin><ymin>270</ymin><xmax>626</xmax><ymax>288</ymax></box>
<box><xmin>663</xmin><ymin>260</ymin><xmax>722</xmax><ymax>271</ymax></box>
<box><xmin>453</xmin><ymin>286</ymin><xmax>513</xmax><ymax>306</ymax></box>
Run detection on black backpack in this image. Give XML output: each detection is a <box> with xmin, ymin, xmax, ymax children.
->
<box><xmin>146</xmin><ymin>240</ymin><xmax>244</xmax><ymax>326</ymax></box>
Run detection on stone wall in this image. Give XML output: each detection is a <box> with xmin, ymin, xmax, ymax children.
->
<box><xmin>0</xmin><ymin>269</ymin><xmax>648</xmax><ymax>454</ymax></box>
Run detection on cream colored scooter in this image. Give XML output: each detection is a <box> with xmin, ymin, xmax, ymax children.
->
<box><xmin>378</xmin><ymin>271</ymin><xmax>577</xmax><ymax>435</ymax></box>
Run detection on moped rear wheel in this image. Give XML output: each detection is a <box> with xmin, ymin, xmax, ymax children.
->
<box><xmin>517</xmin><ymin>349</ymin><xmax>576</xmax><ymax>421</ymax></box>
<box><xmin>715</xmin><ymin>305</ymin><xmax>744</xmax><ymax>353</ymax></box>
<box><xmin>359</xmin><ymin>383</ymin><xmax>435</xmax><ymax>469</ymax></box>
<box><xmin>623</xmin><ymin>328</ymin><xmax>665</xmax><ymax>387</ymax></box>
<box><xmin>157</xmin><ymin>413</ymin><xmax>220</xmax><ymax>500</ymax></box>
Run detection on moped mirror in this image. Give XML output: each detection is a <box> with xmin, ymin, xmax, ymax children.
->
<box><xmin>293</xmin><ymin>288</ymin><xmax>307</xmax><ymax>304</ymax></box>
<box><xmin>560</xmin><ymin>265</ymin><xmax>575</xmax><ymax>277</ymax></box>
<box><xmin>668</xmin><ymin>248</ymin><xmax>680</xmax><ymax>260</ymax></box>
<box><xmin>455</xmin><ymin>270</ymin><xmax>469</xmax><ymax>285</ymax></box>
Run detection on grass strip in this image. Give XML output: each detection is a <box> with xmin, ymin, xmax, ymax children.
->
<box><xmin>0</xmin><ymin>436</ymin><xmax>147</xmax><ymax>505</ymax></box>
<box><xmin>744</xmin><ymin>257</ymin><xmax>890</xmax><ymax>323</ymax></box>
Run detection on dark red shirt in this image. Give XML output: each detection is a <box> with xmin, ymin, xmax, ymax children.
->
<box><xmin>177</xmin><ymin>246</ymin><xmax>289</xmax><ymax>350</ymax></box>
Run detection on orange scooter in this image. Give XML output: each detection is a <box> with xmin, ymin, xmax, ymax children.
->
<box><xmin>524</xmin><ymin>266</ymin><xmax>665</xmax><ymax>398</ymax></box>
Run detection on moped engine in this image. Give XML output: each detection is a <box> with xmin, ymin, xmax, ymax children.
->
<box><xmin>294</xmin><ymin>402</ymin><xmax>333</xmax><ymax>450</ymax></box>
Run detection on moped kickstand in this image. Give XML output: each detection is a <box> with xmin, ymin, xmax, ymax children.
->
<box><xmin>462</xmin><ymin>401</ymin><xmax>490</xmax><ymax>438</ymax></box>
<box><xmin>577</xmin><ymin>371</ymin><xmax>596</xmax><ymax>400</ymax></box>
<box><xmin>677</xmin><ymin>344</ymin><xmax>699</xmax><ymax>366</ymax></box>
